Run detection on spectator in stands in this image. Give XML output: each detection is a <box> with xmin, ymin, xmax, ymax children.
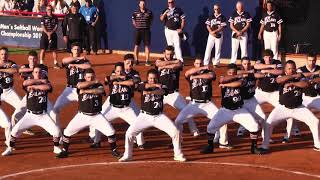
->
<box><xmin>50</xmin><ymin>0</ymin><xmax>68</xmax><ymax>14</ymax></box>
<box><xmin>33</xmin><ymin>0</ymin><xmax>46</xmax><ymax>16</ymax></box>
<box><xmin>66</xmin><ymin>0</ymin><xmax>80</xmax><ymax>9</ymax></box>
<box><xmin>0</xmin><ymin>0</ymin><xmax>15</xmax><ymax>15</ymax></box>
<box><xmin>39</xmin><ymin>5</ymin><xmax>61</xmax><ymax>69</ymax></box>
<box><xmin>79</xmin><ymin>0</ymin><xmax>99</xmax><ymax>55</ymax></box>
<box><xmin>62</xmin><ymin>2</ymin><xmax>85</xmax><ymax>53</ymax></box>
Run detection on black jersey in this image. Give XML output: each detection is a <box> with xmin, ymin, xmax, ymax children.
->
<box><xmin>221</xmin><ymin>78</ymin><xmax>243</xmax><ymax>110</ymax></box>
<box><xmin>156</xmin><ymin>59</ymin><xmax>182</xmax><ymax>93</ymax></box>
<box><xmin>229</xmin><ymin>11</ymin><xmax>252</xmax><ymax>31</ymax></box>
<box><xmin>78</xmin><ymin>83</ymin><xmax>105</xmax><ymax>114</ymax></box>
<box><xmin>63</xmin><ymin>58</ymin><xmax>89</xmax><ymax>87</ymax></box>
<box><xmin>132</xmin><ymin>8</ymin><xmax>153</xmax><ymax>29</ymax></box>
<box><xmin>20</xmin><ymin>64</ymin><xmax>48</xmax><ymax>80</ymax></box>
<box><xmin>279</xmin><ymin>76</ymin><xmax>305</xmax><ymax>109</ymax></box>
<box><xmin>25</xmin><ymin>80</ymin><xmax>52</xmax><ymax>112</ymax></box>
<box><xmin>107</xmin><ymin>75</ymin><xmax>133</xmax><ymax>107</ymax></box>
<box><xmin>260</xmin><ymin>11</ymin><xmax>283</xmax><ymax>32</ymax></box>
<box><xmin>241</xmin><ymin>73</ymin><xmax>256</xmax><ymax>100</ymax></box>
<box><xmin>162</xmin><ymin>7</ymin><xmax>185</xmax><ymax>30</ymax></box>
<box><xmin>205</xmin><ymin>14</ymin><xmax>227</xmax><ymax>37</ymax></box>
<box><xmin>0</xmin><ymin>60</ymin><xmax>17</xmax><ymax>89</ymax></box>
<box><xmin>256</xmin><ymin>59</ymin><xmax>282</xmax><ymax>92</ymax></box>
<box><xmin>187</xmin><ymin>70</ymin><xmax>214</xmax><ymax>101</ymax></box>
<box><xmin>138</xmin><ymin>82</ymin><xmax>168</xmax><ymax>115</ymax></box>
<box><xmin>297</xmin><ymin>65</ymin><xmax>320</xmax><ymax>97</ymax></box>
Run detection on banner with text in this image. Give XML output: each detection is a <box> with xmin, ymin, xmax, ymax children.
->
<box><xmin>0</xmin><ymin>16</ymin><xmax>64</xmax><ymax>48</ymax></box>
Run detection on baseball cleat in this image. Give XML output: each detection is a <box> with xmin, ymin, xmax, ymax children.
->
<box><xmin>111</xmin><ymin>149</ymin><xmax>121</xmax><ymax>158</ymax></box>
<box><xmin>2</xmin><ymin>147</ymin><xmax>13</xmax><ymax>156</ymax></box>
<box><xmin>293</xmin><ymin>128</ymin><xmax>301</xmax><ymax>136</ymax></box>
<box><xmin>137</xmin><ymin>145</ymin><xmax>145</xmax><ymax>150</ymax></box>
<box><xmin>251</xmin><ymin>147</ymin><xmax>268</xmax><ymax>155</ymax></box>
<box><xmin>219</xmin><ymin>144</ymin><xmax>233</xmax><ymax>149</ymax></box>
<box><xmin>313</xmin><ymin>147</ymin><xmax>320</xmax><ymax>152</ymax></box>
<box><xmin>200</xmin><ymin>145</ymin><xmax>213</xmax><ymax>154</ymax></box>
<box><xmin>53</xmin><ymin>146</ymin><xmax>62</xmax><ymax>154</ymax></box>
<box><xmin>90</xmin><ymin>142</ymin><xmax>102</xmax><ymax>149</ymax></box>
<box><xmin>237</xmin><ymin>130</ymin><xmax>245</xmax><ymax>137</ymax></box>
<box><xmin>145</xmin><ymin>61</ymin><xmax>152</xmax><ymax>66</ymax></box>
<box><xmin>56</xmin><ymin>151</ymin><xmax>69</xmax><ymax>158</ymax></box>
<box><xmin>118</xmin><ymin>156</ymin><xmax>132</xmax><ymax>162</ymax></box>
<box><xmin>282</xmin><ymin>137</ymin><xmax>290</xmax><ymax>144</ymax></box>
<box><xmin>23</xmin><ymin>129</ymin><xmax>35</xmax><ymax>136</ymax></box>
<box><xmin>174</xmin><ymin>155</ymin><xmax>187</xmax><ymax>162</ymax></box>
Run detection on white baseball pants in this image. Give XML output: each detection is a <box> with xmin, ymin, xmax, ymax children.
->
<box><xmin>203</xmin><ymin>34</ymin><xmax>223</xmax><ymax>65</ymax></box>
<box><xmin>11</xmin><ymin>111</ymin><xmax>60</xmax><ymax>138</ymax></box>
<box><xmin>122</xmin><ymin>112</ymin><xmax>183</xmax><ymax>159</ymax></box>
<box><xmin>64</xmin><ymin>112</ymin><xmax>115</xmax><ymax>137</ymax></box>
<box><xmin>175</xmin><ymin>100</ymin><xmax>228</xmax><ymax>145</ymax></box>
<box><xmin>1</xmin><ymin>88</ymin><xmax>22</xmax><ymax>123</ymax></box>
<box><xmin>230</xmin><ymin>32</ymin><xmax>248</xmax><ymax>64</ymax></box>
<box><xmin>254</xmin><ymin>89</ymin><xmax>279</xmax><ymax>107</ymax></box>
<box><xmin>261</xmin><ymin>105</ymin><xmax>320</xmax><ymax>149</ymax></box>
<box><xmin>164</xmin><ymin>92</ymin><xmax>198</xmax><ymax>134</ymax></box>
<box><xmin>263</xmin><ymin>31</ymin><xmax>279</xmax><ymax>59</ymax></box>
<box><xmin>0</xmin><ymin>108</ymin><xmax>11</xmax><ymax>146</ymax></box>
<box><xmin>207</xmin><ymin>107</ymin><xmax>259</xmax><ymax>135</ymax></box>
<box><xmin>50</xmin><ymin>86</ymin><xmax>78</xmax><ymax>126</ymax></box>
<box><xmin>164</xmin><ymin>28</ymin><xmax>183</xmax><ymax>61</ymax></box>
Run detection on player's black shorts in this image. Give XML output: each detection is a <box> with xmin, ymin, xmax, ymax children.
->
<box><xmin>40</xmin><ymin>32</ymin><xmax>58</xmax><ymax>50</ymax></box>
<box><xmin>134</xmin><ymin>29</ymin><xmax>151</xmax><ymax>46</ymax></box>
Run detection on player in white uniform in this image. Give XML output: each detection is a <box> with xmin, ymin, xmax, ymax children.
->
<box><xmin>236</xmin><ymin>57</ymin><xmax>267</xmax><ymax>138</ymax></box>
<box><xmin>119</xmin><ymin>69</ymin><xmax>186</xmax><ymax>162</ymax></box>
<box><xmin>14</xmin><ymin>50</ymin><xmax>53</xmax><ymax>136</ymax></box>
<box><xmin>260</xmin><ymin>60</ymin><xmax>320</xmax><ymax>152</ymax></box>
<box><xmin>92</xmin><ymin>62</ymin><xmax>144</xmax><ymax>149</ymax></box>
<box><xmin>175</xmin><ymin>58</ymin><xmax>230</xmax><ymax>149</ymax></box>
<box><xmin>258</xmin><ymin>1</ymin><xmax>283</xmax><ymax>59</ymax></box>
<box><xmin>49</xmin><ymin>43</ymin><xmax>91</xmax><ymax>127</ymax></box>
<box><xmin>56</xmin><ymin>69</ymin><xmax>120</xmax><ymax>158</ymax></box>
<box><xmin>201</xmin><ymin>64</ymin><xmax>264</xmax><ymax>154</ymax></box>
<box><xmin>203</xmin><ymin>4</ymin><xmax>227</xmax><ymax>66</ymax></box>
<box><xmin>160</xmin><ymin>0</ymin><xmax>185</xmax><ymax>61</ymax></box>
<box><xmin>229</xmin><ymin>1</ymin><xmax>252</xmax><ymax>64</ymax></box>
<box><xmin>2</xmin><ymin>66</ymin><xmax>61</xmax><ymax>156</ymax></box>
<box><xmin>155</xmin><ymin>46</ymin><xmax>199</xmax><ymax>136</ymax></box>
<box><xmin>283</xmin><ymin>52</ymin><xmax>320</xmax><ymax>143</ymax></box>
<box><xmin>0</xmin><ymin>47</ymin><xmax>23</xmax><ymax>127</ymax></box>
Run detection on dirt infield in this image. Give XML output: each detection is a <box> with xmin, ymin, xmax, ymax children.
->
<box><xmin>0</xmin><ymin>53</ymin><xmax>320</xmax><ymax>179</ymax></box>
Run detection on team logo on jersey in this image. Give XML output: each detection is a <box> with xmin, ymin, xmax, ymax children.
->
<box><xmin>160</xmin><ymin>69</ymin><xmax>173</xmax><ymax>77</ymax></box>
<box><xmin>81</xmin><ymin>94</ymin><xmax>99</xmax><ymax>101</ymax></box>
<box><xmin>234</xmin><ymin>16</ymin><xmax>247</xmax><ymax>24</ymax></box>
<box><xmin>144</xmin><ymin>94</ymin><xmax>161</xmax><ymax>103</ymax></box>
<box><xmin>224</xmin><ymin>88</ymin><xmax>240</xmax><ymax>98</ymax></box>
<box><xmin>264</xmin><ymin>16</ymin><xmax>276</xmax><ymax>23</ymax></box>
<box><xmin>28</xmin><ymin>90</ymin><xmax>45</xmax><ymax>98</ymax></box>
<box><xmin>192</xmin><ymin>79</ymin><xmax>206</xmax><ymax>89</ymax></box>
<box><xmin>111</xmin><ymin>85</ymin><xmax>129</xmax><ymax>94</ymax></box>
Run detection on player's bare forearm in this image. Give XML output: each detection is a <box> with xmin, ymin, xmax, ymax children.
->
<box><xmin>311</xmin><ymin>77</ymin><xmax>320</xmax><ymax>84</ymax></box>
<box><xmin>29</xmin><ymin>84</ymin><xmax>52</xmax><ymax>91</ymax></box>
<box><xmin>52</xmin><ymin>25</ymin><xmax>58</xmax><ymax>33</ymax></box>
<box><xmin>0</xmin><ymin>68</ymin><xmax>17</xmax><ymax>74</ymax></box>
<box><xmin>261</xmin><ymin>69</ymin><xmax>283</xmax><ymax>75</ymax></box>
<box><xmin>286</xmin><ymin>81</ymin><xmax>309</xmax><ymax>89</ymax></box>
<box><xmin>206</xmin><ymin>25</ymin><xmax>212</xmax><ymax>33</ymax></box>
<box><xmin>81</xmin><ymin>88</ymin><xmax>105</xmax><ymax>95</ymax></box>
<box><xmin>77</xmin><ymin>80</ymin><xmax>99</xmax><ymax>89</ymax></box>
<box><xmin>180</xmin><ymin>19</ymin><xmax>186</xmax><ymax>30</ymax></box>
<box><xmin>191</xmin><ymin>73</ymin><xmax>215</xmax><ymax>80</ymax></box>
<box><xmin>62</xmin><ymin>56</ymin><xmax>86</xmax><ymax>64</ymax></box>
<box><xmin>230</xmin><ymin>23</ymin><xmax>239</xmax><ymax>33</ymax></box>
<box><xmin>41</xmin><ymin>25</ymin><xmax>48</xmax><ymax>34</ymax></box>
<box><xmin>23</xmin><ymin>79</ymin><xmax>47</xmax><ymax>86</ymax></box>
<box><xmin>143</xmin><ymin>89</ymin><xmax>164</xmax><ymax>95</ymax></box>
<box><xmin>219</xmin><ymin>75</ymin><xmax>240</xmax><ymax>84</ymax></box>
<box><xmin>258</xmin><ymin>24</ymin><xmax>264</xmax><ymax>35</ymax></box>
<box><xmin>110</xmin><ymin>74</ymin><xmax>126</xmax><ymax>81</ymax></box>
<box><xmin>71</xmin><ymin>63</ymin><xmax>91</xmax><ymax>70</ymax></box>
<box><xmin>161</xmin><ymin>63</ymin><xmax>182</xmax><ymax>70</ymax></box>
<box><xmin>144</xmin><ymin>83</ymin><xmax>161</xmax><ymax>89</ymax></box>
<box><xmin>254</xmin><ymin>72</ymin><xmax>265</xmax><ymax>79</ymax></box>
<box><xmin>114</xmin><ymin>80</ymin><xmax>134</xmax><ymax>86</ymax></box>
<box><xmin>276</xmin><ymin>74</ymin><xmax>300</xmax><ymax>84</ymax></box>
<box><xmin>155</xmin><ymin>60</ymin><xmax>179</xmax><ymax>67</ymax></box>
<box><xmin>220</xmin><ymin>80</ymin><xmax>243</xmax><ymax>88</ymax></box>
<box><xmin>254</xmin><ymin>63</ymin><xmax>277</xmax><ymax>70</ymax></box>
<box><xmin>18</xmin><ymin>67</ymin><xmax>33</xmax><ymax>73</ymax></box>
<box><xmin>185</xmin><ymin>66</ymin><xmax>208</xmax><ymax>77</ymax></box>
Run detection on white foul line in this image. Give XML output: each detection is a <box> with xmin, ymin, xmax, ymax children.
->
<box><xmin>0</xmin><ymin>161</ymin><xmax>320</xmax><ymax>179</ymax></box>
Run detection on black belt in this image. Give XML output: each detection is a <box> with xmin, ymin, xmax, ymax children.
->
<box><xmin>191</xmin><ymin>99</ymin><xmax>210</xmax><ymax>103</ymax></box>
<box><xmin>80</xmin><ymin>111</ymin><xmax>100</xmax><ymax>116</ymax></box>
<box><xmin>141</xmin><ymin>110</ymin><xmax>161</xmax><ymax>116</ymax></box>
<box><xmin>223</xmin><ymin>106</ymin><xmax>242</xmax><ymax>110</ymax></box>
<box><xmin>111</xmin><ymin>104</ymin><xmax>129</xmax><ymax>108</ymax></box>
<box><xmin>167</xmin><ymin>90</ymin><xmax>179</xmax><ymax>94</ymax></box>
<box><xmin>27</xmin><ymin>110</ymin><xmax>46</xmax><ymax>115</ymax></box>
<box><xmin>67</xmin><ymin>85</ymin><xmax>77</xmax><ymax>88</ymax></box>
<box><xmin>265</xmin><ymin>29</ymin><xmax>278</xmax><ymax>32</ymax></box>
